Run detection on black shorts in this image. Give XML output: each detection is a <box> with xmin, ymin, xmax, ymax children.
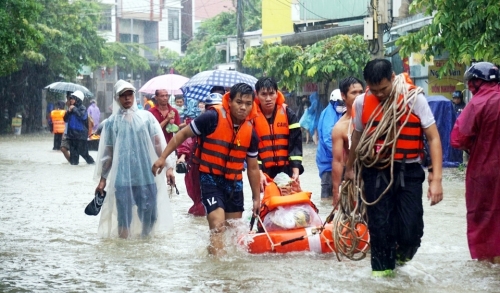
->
<box><xmin>201</xmin><ymin>183</ymin><xmax>244</xmax><ymax>214</ymax></box>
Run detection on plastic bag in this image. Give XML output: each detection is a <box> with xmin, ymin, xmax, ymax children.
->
<box><xmin>262</xmin><ymin>204</ymin><xmax>322</xmax><ymax>232</ymax></box>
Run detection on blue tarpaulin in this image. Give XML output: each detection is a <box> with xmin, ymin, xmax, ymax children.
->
<box><xmin>426</xmin><ymin>95</ymin><xmax>463</xmax><ymax>167</ymax></box>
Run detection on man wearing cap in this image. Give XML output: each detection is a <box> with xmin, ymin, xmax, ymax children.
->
<box><xmin>330</xmin><ymin>77</ymin><xmax>364</xmax><ymax>205</ymax></box>
<box><xmin>87</xmin><ymin>98</ymin><xmax>101</xmax><ymax>133</ymax></box>
<box><xmin>94</xmin><ymin>80</ymin><xmax>176</xmax><ymax>239</ymax></box>
<box><xmin>64</xmin><ymin>90</ymin><xmax>94</xmax><ymax>165</ymax></box>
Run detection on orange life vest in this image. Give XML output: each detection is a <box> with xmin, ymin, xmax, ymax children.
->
<box><xmin>361</xmin><ymin>79</ymin><xmax>423</xmax><ymax>160</ymax></box>
<box><xmin>145</xmin><ymin>100</ymin><xmax>155</xmax><ymax>109</ymax></box>
<box><xmin>194</xmin><ymin>94</ymin><xmax>254</xmax><ymax>181</ymax></box>
<box><xmin>253</xmin><ymin>91</ymin><xmax>290</xmax><ymax>168</ymax></box>
<box><xmin>258</xmin><ymin>173</ymin><xmax>318</xmax><ymax>232</ymax></box>
<box><xmin>50</xmin><ymin>109</ymin><xmax>66</xmax><ymax>134</ymax></box>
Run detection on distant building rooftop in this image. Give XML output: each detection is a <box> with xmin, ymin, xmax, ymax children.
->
<box><xmin>195</xmin><ymin>0</ymin><xmax>235</xmax><ymax>21</ymax></box>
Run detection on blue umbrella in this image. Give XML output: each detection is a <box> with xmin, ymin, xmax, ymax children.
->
<box><xmin>181</xmin><ymin>70</ymin><xmax>258</xmax><ymax>101</ymax></box>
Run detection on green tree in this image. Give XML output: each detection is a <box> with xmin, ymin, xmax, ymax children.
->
<box><xmin>243</xmin><ymin>43</ymin><xmax>304</xmax><ymax>90</ymax></box>
<box><xmin>301</xmin><ymin>34</ymin><xmax>370</xmax><ymax>98</ymax></box>
<box><xmin>0</xmin><ymin>0</ymin><xmax>114</xmax><ymax>133</ymax></box>
<box><xmin>0</xmin><ymin>0</ymin><xmax>43</xmax><ymax>76</ymax></box>
<box><xmin>397</xmin><ymin>0</ymin><xmax>500</xmax><ymax>75</ymax></box>
<box><xmin>243</xmin><ymin>34</ymin><xmax>370</xmax><ymax>98</ymax></box>
<box><xmin>155</xmin><ymin>48</ymin><xmax>181</xmax><ymax>75</ymax></box>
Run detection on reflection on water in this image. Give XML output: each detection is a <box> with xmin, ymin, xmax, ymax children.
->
<box><xmin>0</xmin><ymin>134</ymin><xmax>499</xmax><ymax>292</ymax></box>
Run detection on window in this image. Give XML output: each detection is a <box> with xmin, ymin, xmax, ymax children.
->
<box><xmin>98</xmin><ymin>6</ymin><xmax>112</xmax><ymax>31</ymax></box>
<box><xmin>119</xmin><ymin>34</ymin><xmax>139</xmax><ymax>43</ymax></box>
<box><xmin>168</xmin><ymin>9</ymin><xmax>179</xmax><ymax>40</ymax></box>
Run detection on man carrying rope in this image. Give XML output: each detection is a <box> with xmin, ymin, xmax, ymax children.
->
<box><xmin>331</xmin><ymin>76</ymin><xmax>365</xmax><ymax>206</ymax></box>
<box><xmin>345</xmin><ymin>59</ymin><xmax>443</xmax><ymax>277</ymax></box>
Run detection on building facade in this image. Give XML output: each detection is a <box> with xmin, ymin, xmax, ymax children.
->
<box><xmin>93</xmin><ymin>0</ymin><xmax>184</xmax><ymax>117</ymax></box>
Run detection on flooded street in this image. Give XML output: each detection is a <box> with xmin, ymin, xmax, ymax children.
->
<box><xmin>1</xmin><ymin>133</ymin><xmax>499</xmax><ymax>292</ymax></box>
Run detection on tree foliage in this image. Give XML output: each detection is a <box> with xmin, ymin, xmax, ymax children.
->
<box><xmin>244</xmin><ymin>44</ymin><xmax>303</xmax><ymax>90</ymax></box>
<box><xmin>397</xmin><ymin>0</ymin><xmax>500</xmax><ymax>76</ymax></box>
<box><xmin>35</xmin><ymin>0</ymin><xmax>108</xmax><ymax>79</ymax></box>
<box><xmin>0</xmin><ymin>0</ymin><xmax>141</xmax><ymax>133</ymax></box>
<box><xmin>301</xmin><ymin>34</ymin><xmax>370</xmax><ymax>95</ymax></box>
<box><xmin>0</xmin><ymin>0</ymin><xmax>43</xmax><ymax>75</ymax></box>
<box><xmin>174</xmin><ymin>0</ymin><xmax>262</xmax><ymax>76</ymax></box>
<box><xmin>243</xmin><ymin>34</ymin><xmax>370</xmax><ymax>95</ymax></box>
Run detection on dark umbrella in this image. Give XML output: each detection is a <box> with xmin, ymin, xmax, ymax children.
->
<box><xmin>44</xmin><ymin>82</ymin><xmax>94</xmax><ymax>97</ymax></box>
<box><xmin>181</xmin><ymin>70</ymin><xmax>258</xmax><ymax>101</ymax></box>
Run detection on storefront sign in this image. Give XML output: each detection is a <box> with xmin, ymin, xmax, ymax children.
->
<box><xmin>428</xmin><ymin>60</ymin><xmax>465</xmax><ymax>99</ymax></box>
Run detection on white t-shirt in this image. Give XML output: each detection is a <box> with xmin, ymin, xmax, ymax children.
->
<box><xmin>352</xmin><ymin>92</ymin><xmax>435</xmax><ymax>163</ymax></box>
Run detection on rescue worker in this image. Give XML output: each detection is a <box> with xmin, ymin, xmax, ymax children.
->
<box><xmin>50</xmin><ymin>100</ymin><xmax>66</xmax><ymax>150</ymax></box>
<box><xmin>451</xmin><ymin>62</ymin><xmax>500</xmax><ymax>264</ymax></box>
<box><xmin>152</xmin><ymin>83</ymin><xmax>261</xmax><ymax>256</ymax></box>
<box><xmin>345</xmin><ymin>59</ymin><xmax>443</xmax><ymax>277</ymax></box>
<box><xmin>253</xmin><ymin>77</ymin><xmax>303</xmax><ymax>191</ymax></box>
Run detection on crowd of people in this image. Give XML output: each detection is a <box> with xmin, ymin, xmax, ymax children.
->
<box><xmin>71</xmin><ymin>59</ymin><xmax>499</xmax><ymax>276</ymax></box>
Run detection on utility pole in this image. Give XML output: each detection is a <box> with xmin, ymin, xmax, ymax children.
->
<box><xmin>364</xmin><ymin>0</ymin><xmax>390</xmax><ymax>59</ymax></box>
<box><xmin>236</xmin><ymin>0</ymin><xmax>244</xmax><ymax>71</ymax></box>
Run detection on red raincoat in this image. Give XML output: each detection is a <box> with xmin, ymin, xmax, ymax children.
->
<box><xmin>451</xmin><ymin>82</ymin><xmax>500</xmax><ymax>260</ymax></box>
<box><xmin>177</xmin><ymin>136</ymin><xmax>205</xmax><ymax>216</ymax></box>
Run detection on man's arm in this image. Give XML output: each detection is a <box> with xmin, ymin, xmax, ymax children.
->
<box><xmin>423</xmin><ymin>124</ymin><xmax>443</xmax><ymax>206</ymax></box>
<box><xmin>331</xmin><ymin>124</ymin><xmax>345</xmax><ymax>206</ymax></box>
<box><xmin>246</xmin><ymin>156</ymin><xmax>261</xmax><ymax>216</ymax></box>
<box><xmin>152</xmin><ymin>125</ymin><xmax>194</xmax><ymax>175</ymax></box>
<box><xmin>96</xmin><ymin>146</ymin><xmax>113</xmax><ymax>194</ymax></box>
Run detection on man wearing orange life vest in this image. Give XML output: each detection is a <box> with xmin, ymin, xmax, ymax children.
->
<box><xmin>345</xmin><ymin>59</ymin><xmax>443</xmax><ymax>277</ymax></box>
<box><xmin>253</xmin><ymin>77</ymin><xmax>303</xmax><ymax>190</ymax></box>
<box><xmin>50</xmin><ymin>100</ymin><xmax>66</xmax><ymax>150</ymax></box>
<box><xmin>152</xmin><ymin>83</ymin><xmax>261</xmax><ymax>256</ymax></box>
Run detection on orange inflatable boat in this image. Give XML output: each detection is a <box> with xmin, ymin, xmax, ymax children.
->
<box><xmin>243</xmin><ymin>222</ymin><xmax>369</xmax><ymax>254</ymax></box>
<box><xmin>241</xmin><ymin>173</ymin><xmax>370</xmax><ymax>254</ymax></box>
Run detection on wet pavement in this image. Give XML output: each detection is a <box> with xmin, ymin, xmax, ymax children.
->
<box><xmin>0</xmin><ymin>133</ymin><xmax>499</xmax><ymax>292</ymax></box>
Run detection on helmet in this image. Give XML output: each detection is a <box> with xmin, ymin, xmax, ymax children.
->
<box><xmin>204</xmin><ymin>93</ymin><xmax>223</xmax><ymax>106</ymax></box>
<box><xmin>464</xmin><ymin>62</ymin><xmax>499</xmax><ymax>82</ymax></box>
<box><xmin>452</xmin><ymin>91</ymin><xmax>463</xmax><ymax>99</ymax></box>
<box><xmin>71</xmin><ymin>90</ymin><xmax>85</xmax><ymax>102</ymax></box>
<box><xmin>330</xmin><ymin>89</ymin><xmax>342</xmax><ymax>101</ymax></box>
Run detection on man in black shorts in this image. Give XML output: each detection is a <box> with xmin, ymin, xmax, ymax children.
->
<box><xmin>152</xmin><ymin>83</ymin><xmax>261</xmax><ymax>255</ymax></box>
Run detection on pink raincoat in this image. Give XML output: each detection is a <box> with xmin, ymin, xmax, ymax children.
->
<box><xmin>177</xmin><ymin>136</ymin><xmax>205</xmax><ymax>216</ymax></box>
<box><xmin>451</xmin><ymin>83</ymin><xmax>500</xmax><ymax>260</ymax></box>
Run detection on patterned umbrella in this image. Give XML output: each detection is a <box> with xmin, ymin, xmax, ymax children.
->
<box><xmin>138</xmin><ymin>74</ymin><xmax>189</xmax><ymax>95</ymax></box>
<box><xmin>44</xmin><ymin>82</ymin><xmax>94</xmax><ymax>97</ymax></box>
<box><xmin>181</xmin><ymin>70</ymin><xmax>258</xmax><ymax>101</ymax></box>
